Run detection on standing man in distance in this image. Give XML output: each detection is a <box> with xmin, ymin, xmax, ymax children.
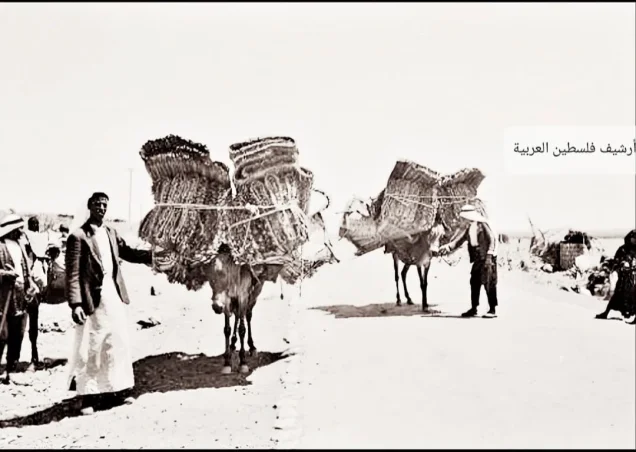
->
<box><xmin>0</xmin><ymin>214</ymin><xmax>40</xmax><ymax>383</ymax></box>
<box><xmin>439</xmin><ymin>204</ymin><xmax>499</xmax><ymax>318</ymax></box>
<box><xmin>65</xmin><ymin>192</ymin><xmax>152</xmax><ymax>415</ymax></box>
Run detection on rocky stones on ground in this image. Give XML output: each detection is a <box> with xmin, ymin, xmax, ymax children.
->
<box><xmin>541</xmin><ymin>264</ymin><xmax>554</xmax><ymax>273</ymax></box>
<box><xmin>137</xmin><ymin>317</ymin><xmax>162</xmax><ymax>330</ymax></box>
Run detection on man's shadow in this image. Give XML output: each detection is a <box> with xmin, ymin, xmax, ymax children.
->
<box><xmin>0</xmin><ymin>350</ymin><xmax>288</xmax><ymax>429</ymax></box>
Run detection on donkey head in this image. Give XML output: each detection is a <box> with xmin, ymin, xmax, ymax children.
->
<box><xmin>207</xmin><ymin>245</ymin><xmax>254</xmax><ymax>315</ymax></box>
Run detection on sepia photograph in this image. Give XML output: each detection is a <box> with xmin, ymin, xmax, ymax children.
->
<box><xmin>0</xmin><ymin>2</ymin><xmax>634</xmax><ymax>449</ymax></box>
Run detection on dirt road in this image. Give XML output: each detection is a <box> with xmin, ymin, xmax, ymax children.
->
<box><xmin>288</xmin><ymin>252</ymin><xmax>636</xmax><ymax>449</ymax></box>
<box><xmin>1</xmin><ymin>251</ymin><xmax>634</xmax><ymax>448</ymax></box>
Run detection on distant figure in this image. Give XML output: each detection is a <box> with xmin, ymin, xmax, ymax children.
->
<box><xmin>27</xmin><ymin>216</ymin><xmax>39</xmax><ymax>233</ymax></box>
<box><xmin>44</xmin><ymin>241</ymin><xmax>66</xmax><ymax>304</ymax></box>
<box><xmin>595</xmin><ymin>229</ymin><xmax>636</xmax><ymax>324</ymax></box>
<box><xmin>0</xmin><ymin>214</ymin><xmax>41</xmax><ymax>384</ymax></box>
<box><xmin>65</xmin><ymin>192</ymin><xmax>152</xmax><ymax>415</ymax></box>
<box><xmin>59</xmin><ymin>224</ymin><xmax>70</xmax><ymax>253</ymax></box>
<box><xmin>439</xmin><ymin>204</ymin><xmax>499</xmax><ymax>318</ymax></box>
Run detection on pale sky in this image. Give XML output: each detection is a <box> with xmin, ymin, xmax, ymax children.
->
<box><xmin>1</xmin><ymin>3</ymin><xmax>634</xmax><ymax>234</ymax></box>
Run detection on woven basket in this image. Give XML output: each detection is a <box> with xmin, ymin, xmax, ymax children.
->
<box><xmin>225</xmin><ymin>165</ymin><xmax>313</xmax><ymax>265</ymax></box>
<box><xmin>138</xmin><ymin>135</ymin><xmax>232</xmax><ymax>285</ymax></box>
<box><xmin>279</xmin><ymin>255</ymin><xmax>325</xmax><ymax>285</ymax></box>
<box><xmin>230</xmin><ymin>136</ymin><xmax>299</xmax><ymax>183</ymax></box>
<box><xmin>437</xmin><ymin>168</ymin><xmax>485</xmax><ymax>232</ymax></box>
<box><xmin>297</xmin><ymin>167</ymin><xmax>314</xmax><ymax>214</ymax></box>
<box><xmin>339</xmin><ymin>208</ymin><xmax>385</xmax><ymax>256</ymax></box>
<box><xmin>279</xmin><ymin>241</ymin><xmax>338</xmax><ymax>285</ymax></box>
<box><xmin>559</xmin><ymin>243</ymin><xmax>587</xmax><ymax>271</ymax></box>
<box><xmin>378</xmin><ymin>160</ymin><xmax>440</xmax><ymax>240</ymax></box>
<box><xmin>151</xmin><ymin>248</ymin><xmax>211</xmax><ymax>291</ymax></box>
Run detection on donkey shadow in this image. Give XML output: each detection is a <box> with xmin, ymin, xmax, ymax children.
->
<box><xmin>313</xmin><ymin>302</ymin><xmax>493</xmax><ymax>320</ymax></box>
<box><xmin>0</xmin><ymin>350</ymin><xmax>288</xmax><ymax>429</ymax></box>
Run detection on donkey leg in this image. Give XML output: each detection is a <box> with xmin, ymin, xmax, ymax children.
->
<box><xmin>393</xmin><ymin>256</ymin><xmax>402</xmax><ymax>305</ymax></box>
<box><xmin>221</xmin><ymin>312</ymin><xmax>232</xmax><ymax>374</ymax></box>
<box><xmin>230</xmin><ymin>315</ymin><xmax>239</xmax><ymax>352</ymax></box>
<box><xmin>401</xmin><ymin>264</ymin><xmax>413</xmax><ymax>305</ymax></box>
<box><xmin>238</xmin><ymin>316</ymin><xmax>249</xmax><ymax>374</ymax></box>
<box><xmin>27</xmin><ymin>301</ymin><xmax>40</xmax><ymax>372</ymax></box>
<box><xmin>418</xmin><ymin>264</ymin><xmax>431</xmax><ymax>310</ymax></box>
<box><xmin>246</xmin><ymin>308</ymin><xmax>257</xmax><ymax>357</ymax></box>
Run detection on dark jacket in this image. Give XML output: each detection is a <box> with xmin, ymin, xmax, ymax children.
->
<box><xmin>65</xmin><ymin>221</ymin><xmax>151</xmax><ymax>316</ymax></box>
<box><xmin>0</xmin><ymin>238</ymin><xmax>35</xmax><ymax>318</ymax></box>
<box><xmin>447</xmin><ymin>222</ymin><xmax>497</xmax><ymax>263</ymax></box>
<box><xmin>606</xmin><ymin>229</ymin><xmax>636</xmax><ymax>316</ymax></box>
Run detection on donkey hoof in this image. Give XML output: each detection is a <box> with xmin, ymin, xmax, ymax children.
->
<box><xmin>396</xmin><ymin>301</ymin><xmax>402</xmax><ymax>306</ymax></box>
<box><xmin>406</xmin><ymin>300</ymin><xmax>414</xmax><ymax>306</ymax></box>
<box><xmin>221</xmin><ymin>366</ymin><xmax>232</xmax><ymax>375</ymax></box>
<box><xmin>249</xmin><ymin>349</ymin><xmax>258</xmax><ymax>357</ymax></box>
<box><xmin>239</xmin><ymin>365</ymin><xmax>250</xmax><ymax>374</ymax></box>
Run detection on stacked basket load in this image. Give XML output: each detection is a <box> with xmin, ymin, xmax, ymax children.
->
<box><xmin>225</xmin><ymin>137</ymin><xmax>314</xmax><ymax>266</ymax></box>
<box><xmin>138</xmin><ymin>135</ymin><xmax>232</xmax><ymax>290</ymax></box>
<box><xmin>377</xmin><ymin>161</ymin><xmax>441</xmax><ymax>242</ymax></box>
<box><xmin>138</xmin><ymin>134</ymin><xmax>322</xmax><ymax>290</ymax></box>
<box><xmin>340</xmin><ymin>159</ymin><xmax>486</xmax><ymax>256</ymax></box>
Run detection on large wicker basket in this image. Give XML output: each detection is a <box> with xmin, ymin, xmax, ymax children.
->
<box><xmin>559</xmin><ymin>242</ymin><xmax>587</xmax><ymax>271</ymax></box>
<box><xmin>339</xmin><ymin>200</ymin><xmax>386</xmax><ymax>256</ymax></box>
<box><xmin>279</xmin><ymin>246</ymin><xmax>336</xmax><ymax>285</ymax></box>
<box><xmin>377</xmin><ymin>160</ymin><xmax>440</xmax><ymax>241</ymax></box>
<box><xmin>229</xmin><ymin>136</ymin><xmax>299</xmax><ymax>183</ymax></box>
<box><xmin>437</xmin><ymin>168</ymin><xmax>485</xmax><ymax>232</ymax></box>
<box><xmin>225</xmin><ymin>161</ymin><xmax>313</xmax><ymax>266</ymax></box>
<box><xmin>138</xmin><ymin>135</ymin><xmax>231</xmax><ymax>288</ymax></box>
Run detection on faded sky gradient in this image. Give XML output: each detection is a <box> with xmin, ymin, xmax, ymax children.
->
<box><xmin>1</xmin><ymin>3</ymin><xmax>634</xmax><ymax>234</ymax></box>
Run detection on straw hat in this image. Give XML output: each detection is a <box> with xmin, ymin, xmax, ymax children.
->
<box><xmin>459</xmin><ymin>204</ymin><xmax>488</xmax><ymax>223</ymax></box>
<box><xmin>0</xmin><ymin>214</ymin><xmax>26</xmax><ymax>239</ymax></box>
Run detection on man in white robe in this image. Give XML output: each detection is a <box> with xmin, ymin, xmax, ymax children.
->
<box><xmin>65</xmin><ymin>192</ymin><xmax>152</xmax><ymax>415</ymax></box>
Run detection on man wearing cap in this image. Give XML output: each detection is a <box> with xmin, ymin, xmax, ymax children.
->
<box><xmin>439</xmin><ymin>204</ymin><xmax>499</xmax><ymax>318</ymax></box>
<box><xmin>65</xmin><ymin>192</ymin><xmax>152</xmax><ymax>415</ymax></box>
<box><xmin>0</xmin><ymin>214</ymin><xmax>40</xmax><ymax>383</ymax></box>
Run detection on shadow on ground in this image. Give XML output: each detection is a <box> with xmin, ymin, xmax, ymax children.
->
<box><xmin>0</xmin><ymin>357</ymin><xmax>68</xmax><ymax>375</ymax></box>
<box><xmin>313</xmin><ymin>303</ymin><xmax>496</xmax><ymax>320</ymax></box>
<box><xmin>0</xmin><ymin>350</ymin><xmax>288</xmax><ymax>429</ymax></box>
<box><xmin>313</xmin><ymin>303</ymin><xmax>442</xmax><ymax>318</ymax></box>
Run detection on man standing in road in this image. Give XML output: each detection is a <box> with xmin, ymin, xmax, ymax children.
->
<box><xmin>438</xmin><ymin>204</ymin><xmax>499</xmax><ymax>318</ymax></box>
<box><xmin>65</xmin><ymin>192</ymin><xmax>152</xmax><ymax>415</ymax></box>
<box><xmin>0</xmin><ymin>214</ymin><xmax>40</xmax><ymax>384</ymax></box>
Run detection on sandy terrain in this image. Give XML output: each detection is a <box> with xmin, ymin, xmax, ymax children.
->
<box><xmin>0</xmin><ymin>238</ymin><xmax>634</xmax><ymax>449</ymax></box>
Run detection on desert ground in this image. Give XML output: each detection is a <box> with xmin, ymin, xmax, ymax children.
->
<box><xmin>0</xmin><ymin>236</ymin><xmax>634</xmax><ymax>449</ymax></box>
